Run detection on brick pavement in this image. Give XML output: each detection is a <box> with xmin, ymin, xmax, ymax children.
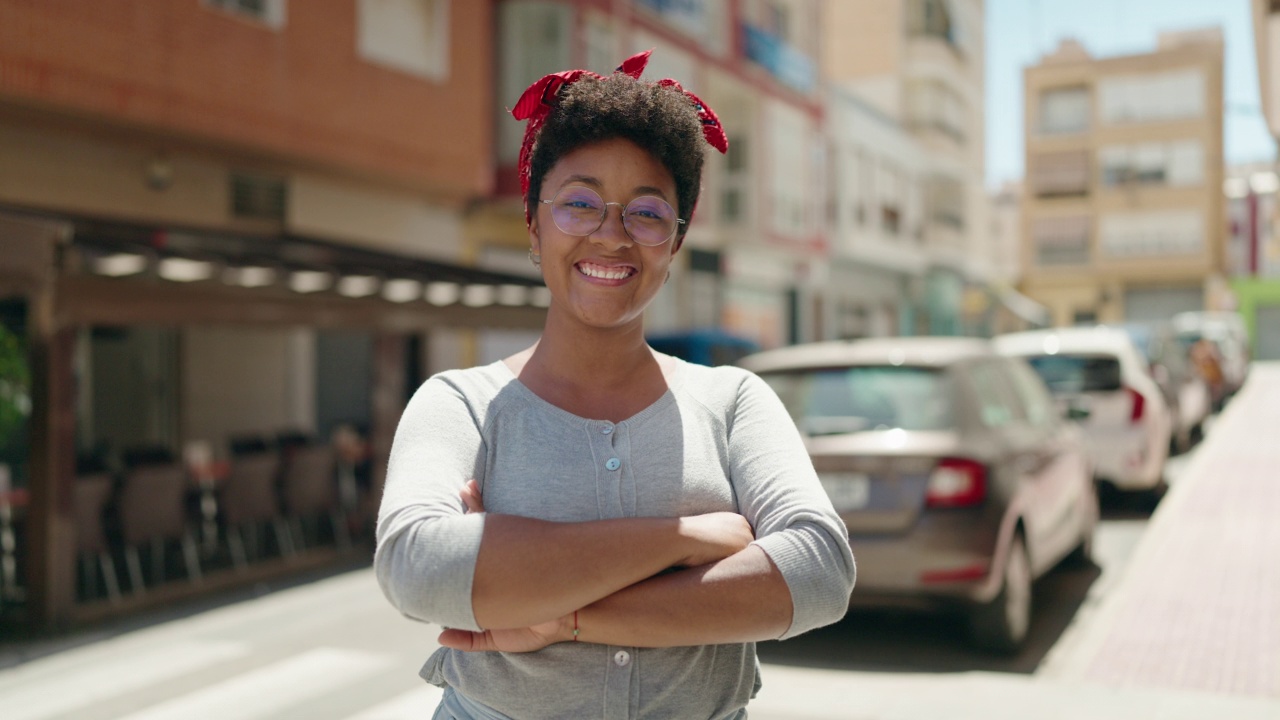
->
<box><xmin>1047</xmin><ymin>362</ymin><xmax>1280</xmax><ymax>699</ymax></box>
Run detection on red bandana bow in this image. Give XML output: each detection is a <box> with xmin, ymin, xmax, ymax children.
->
<box><xmin>511</xmin><ymin>50</ymin><xmax>729</xmax><ymax>226</ymax></box>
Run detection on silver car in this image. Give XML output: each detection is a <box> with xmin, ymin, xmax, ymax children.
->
<box><xmin>741</xmin><ymin>337</ymin><xmax>1097</xmax><ymax>653</ymax></box>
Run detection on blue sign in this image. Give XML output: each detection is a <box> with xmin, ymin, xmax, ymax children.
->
<box><xmin>634</xmin><ymin>0</ymin><xmax>709</xmax><ymax>36</ymax></box>
<box><xmin>742</xmin><ymin>22</ymin><xmax>815</xmax><ymax>94</ymax></box>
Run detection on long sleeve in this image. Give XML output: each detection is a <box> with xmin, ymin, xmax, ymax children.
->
<box><xmin>726</xmin><ymin>371</ymin><xmax>856</xmax><ymax>640</ymax></box>
<box><xmin>374</xmin><ymin>374</ymin><xmax>488</xmax><ymax>631</ymax></box>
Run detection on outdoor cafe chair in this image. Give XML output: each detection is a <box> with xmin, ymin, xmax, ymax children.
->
<box><xmin>73</xmin><ymin>472</ymin><xmax>122</xmax><ymax>604</ymax></box>
<box><xmin>280</xmin><ymin>443</ymin><xmax>349</xmax><ymax>552</ymax></box>
<box><xmin>220</xmin><ymin>451</ymin><xmax>294</xmax><ymax>569</ymax></box>
<box><xmin>118</xmin><ymin>462</ymin><xmax>202</xmax><ymax>594</ymax></box>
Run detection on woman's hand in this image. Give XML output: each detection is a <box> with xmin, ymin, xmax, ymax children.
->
<box><xmin>438</xmin><ymin>614</ymin><xmax>573</xmax><ymax>653</ymax></box>
<box><xmin>678</xmin><ymin>512</ymin><xmax>755</xmax><ymax>567</ymax></box>
<box><xmin>460</xmin><ymin>479</ymin><xmax>484</xmax><ymax>513</ymax></box>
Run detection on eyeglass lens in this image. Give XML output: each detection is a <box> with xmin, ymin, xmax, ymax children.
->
<box><xmin>550</xmin><ymin>187</ymin><xmax>678</xmax><ymax>246</ymax></box>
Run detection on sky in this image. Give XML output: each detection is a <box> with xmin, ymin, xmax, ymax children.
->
<box><xmin>985</xmin><ymin>0</ymin><xmax>1276</xmax><ymax>189</ymax></box>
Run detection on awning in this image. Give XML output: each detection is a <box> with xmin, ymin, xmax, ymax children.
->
<box><xmin>58</xmin><ymin>220</ymin><xmax>549</xmax><ymax>332</ymax></box>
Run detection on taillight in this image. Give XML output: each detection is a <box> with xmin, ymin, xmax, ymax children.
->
<box><xmin>1127</xmin><ymin>387</ymin><xmax>1145</xmax><ymax>423</ymax></box>
<box><xmin>926</xmin><ymin>458</ymin><xmax>987</xmax><ymax>508</ymax></box>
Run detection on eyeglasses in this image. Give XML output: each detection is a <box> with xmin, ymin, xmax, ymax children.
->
<box><xmin>539</xmin><ymin>186</ymin><xmax>685</xmax><ymax>246</ymax></box>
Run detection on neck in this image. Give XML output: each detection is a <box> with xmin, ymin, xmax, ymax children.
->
<box><xmin>528</xmin><ymin>311</ymin><xmax>657</xmax><ymax>387</ymax></box>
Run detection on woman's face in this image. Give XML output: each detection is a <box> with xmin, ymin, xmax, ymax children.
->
<box><xmin>531</xmin><ymin>137</ymin><xmax>681</xmax><ymax>332</ymax></box>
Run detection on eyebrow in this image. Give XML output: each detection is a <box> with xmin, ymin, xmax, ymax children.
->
<box><xmin>557</xmin><ymin>175</ymin><xmax>671</xmax><ymax>200</ymax></box>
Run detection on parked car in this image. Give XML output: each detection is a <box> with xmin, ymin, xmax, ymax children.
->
<box><xmin>646</xmin><ymin>329</ymin><xmax>760</xmax><ymax>367</ymax></box>
<box><xmin>994</xmin><ymin>327</ymin><xmax>1172</xmax><ymax>496</ymax></box>
<box><xmin>1113</xmin><ymin>321</ymin><xmax>1211</xmax><ymax>453</ymax></box>
<box><xmin>740</xmin><ymin>337</ymin><xmax>1097</xmax><ymax>653</ymax></box>
<box><xmin>1172</xmin><ymin>311</ymin><xmax>1251</xmax><ymax>407</ymax></box>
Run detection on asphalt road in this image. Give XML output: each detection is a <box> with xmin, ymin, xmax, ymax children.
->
<box><xmin>0</xmin><ymin>433</ymin><xmax>1202</xmax><ymax>720</ymax></box>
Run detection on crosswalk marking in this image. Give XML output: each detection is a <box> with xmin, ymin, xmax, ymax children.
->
<box><xmin>4</xmin><ymin>640</ymin><xmax>250</xmax><ymax>720</ymax></box>
<box><xmin>346</xmin><ymin>683</ymin><xmax>444</xmax><ymax>719</ymax></box>
<box><xmin>117</xmin><ymin>647</ymin><xmax>394</xmax><ymax>720</ymax></box>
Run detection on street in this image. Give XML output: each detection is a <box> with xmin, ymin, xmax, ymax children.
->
<box><xmin>0</xmin><ymin>445</ymin><xmax>1210</xmax><ymax>720</ymax></box>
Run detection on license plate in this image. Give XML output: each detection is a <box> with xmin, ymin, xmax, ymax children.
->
<box><xmin>819</xmin><ymin>472</ymin><xmax>871</xmax><ymax>511</ymax></box>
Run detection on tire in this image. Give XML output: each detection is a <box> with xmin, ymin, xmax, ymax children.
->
<box><xmin>969</xmin><ymin>533</ymin><xmax>1032</xmax><ymax>655</ymax></box>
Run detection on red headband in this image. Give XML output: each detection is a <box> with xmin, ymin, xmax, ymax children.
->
<box><xmin>511</xmin><ymin>49</ymin><xmax>729</xmax><ymax>226</ymax></box>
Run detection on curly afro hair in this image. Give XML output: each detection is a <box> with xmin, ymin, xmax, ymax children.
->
<box><xmin>526</xmin><ymin>73</ymin><xmax>706</xmax><ymax>239</ymax></box>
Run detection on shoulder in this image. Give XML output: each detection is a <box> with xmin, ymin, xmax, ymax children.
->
<box><xmin>670</xmin><ymin>360</ymin><xmax>775</xmax><ymax>412</ymax></box>
<box><xmin>404</xmin><ymin>361</ymin><xmax>521</xmax><ymax>420</ymax></box>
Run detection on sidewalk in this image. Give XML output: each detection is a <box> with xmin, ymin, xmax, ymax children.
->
<box><xmin>1038</xmin><ymin>361</ymin><xmax>1280</xmax><ymax>699</ymax></box>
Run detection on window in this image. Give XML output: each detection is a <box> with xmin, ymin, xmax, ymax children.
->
<box><xmin>1031</xmin><ymin>150</ymin><xmax>1090</xmax><ymax>197</ymax></box>
<box><xmin>1006</xmin><ymin>360</ymin><xmax>1056</xmax><ymax>428</ymax></box>
<box><xmin>1099</xmin><ymin>141</ymin><xmax>1203</xmax><ymax>187</ymax></box>
<box><xmin>1100</xmin><ymin>211</ymin><xmax>1204</xmax><ymax>257</ymax></box>
<box><xmin>879</xmin><ymin>161</ymin><xmax>904</xmax><ymax>236</ymax></box>
<box><xmin>968</xmin><ymin>362</ymin><xmax>1021</xmax><ymax>428</ymax></box>
<box><xmin>721</xmin><ymin>135</ymin><xmax>748</xmax><ymax>223</ymax></box>
<box><xmin>907</xmin><ymin>0</ymin><xmax>957</xmax><ymax>47</ymax></box>
<box><xmin>926</xmin><ymin>175</ymin><xmax>965</xmax><ymax>229</ymax></box>
<box><xmin>584</xmin><ymin>13</ymin><xmax>618</xmax><ymax>75</ymax></box>
<box><xmin>497</xmin><ymin>2</ymin><xmax>572</xmax><ymax>164</ymax></box>
<box><xmin>1032</xmin><ymin>216</ymin><xmax>1090</xmax><ymax>266</ymax></box>
<box><xmin>1038</xmin><ymin>87</ymin><xmax>1090</xmax><ymax>135</ymax></box>
<box><xmin>1098</xmin><ymin>69</ymin><xmax>1205</xmax><ymax>124</ymax></box>
<box><xmin>203</xmin><ymin>0</ymin><xmax>286</xmax><ymax>29</ymax></box>
<box><xmin>760</xmin><ymin>366</ymin><xmax>954</xmax><ymax>435</ymax></box>
<box><xmin>230</xmin><ymin>173</ymin><xmax>287</xmax><ymax>222</ymax></box>
<box><xmin>357</xmin><ymin>0</ymin><xmax>450</xmax><ymax>81</ymax></box>
<box><xmin>907</xmin><ymin>79</ymin><xmax>966</xmax><ymax>140</ymax></box>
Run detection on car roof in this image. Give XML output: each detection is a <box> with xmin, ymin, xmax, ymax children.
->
<box><xmin>993</xmin><ymin>326</ymin><xmax>1136</xmax><ymax>356</ymax></box>
<box><xmin>739</xmin><ymin>336</ymin><xmax>995</xmax><ymax>373</ymax></box>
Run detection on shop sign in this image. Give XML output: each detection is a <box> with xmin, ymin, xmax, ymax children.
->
<box><xmin>742</xmin><ymin>22</ymin><xmax>815</xmax><ymax>93</ymax></box>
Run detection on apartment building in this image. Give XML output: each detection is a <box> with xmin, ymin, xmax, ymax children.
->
<box><xmin>0</xmin><ymin>0</ymin><xmax>550</xmax><ymax>626</ymax></box>
<box><xmin>1021</xmin><ymin>32</ymin><xmax>1226</xmax><ymax>326</ymax></box>
<box><xmin>821</xmin><ymin>0</ymin><xmax>990</xmax><ymax>335</ymax></box>
<box><xmin>478</xmin><ymin>0</ymin><xmax>826</xmax><ymax>350</ymax></box>
<box><xmin>1243</xmin><ymin>0</ymin><xmax>1280</xmax><ymax>359</ymax></box>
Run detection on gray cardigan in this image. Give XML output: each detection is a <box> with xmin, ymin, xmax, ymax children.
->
<box><xmin>375</xmin><ymin>359</ymin><xmax>855</xmax><ymax>719</ymax></box>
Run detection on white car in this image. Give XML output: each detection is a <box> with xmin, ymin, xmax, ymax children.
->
<box><xmin>994</xmin><ymin>327</ymin><xmax>1172</xmax><ymax>495</ymax></box>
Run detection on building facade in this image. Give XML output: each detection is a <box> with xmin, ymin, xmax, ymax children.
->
<box><xmin>0</xmin><ymin>0</ymin><xmax>551</xmax><ymax>626</ymax></box>
<box><xmin>1244</xmin><ymin>0</ymin><xmax>1280</xmax><ymax>360</ymax></box>
<box><xmin>821</xmin><ymin>0</ymin><xmax>990</xmax><ymax>335</ymax></box>
<box><xmin>1021</xmin><ymin>33</ymin><xmax>1227</xmax><ymax>326</ymax></box>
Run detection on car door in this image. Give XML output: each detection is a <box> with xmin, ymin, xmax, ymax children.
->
<box><xmin>965</xmin><ymin>360</ymin><xmax>1052</xmax><ymax>556</ymax></box>
<box><xmin>1005</xmin><ymin>358</ymin><xmax>1089</xmax><ymax>568</ymax></box>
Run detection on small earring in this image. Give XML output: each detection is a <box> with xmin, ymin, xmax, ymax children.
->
<box><xmin>529</xmin><ymin>248</ymin><xmax>541</xmax><ymax>268</ymax></box>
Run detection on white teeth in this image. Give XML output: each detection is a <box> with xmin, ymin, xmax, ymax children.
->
<box><xmin>578</xmin><ymin>264</ymin><xmax>633</xmax><ymax>280</ymax></box>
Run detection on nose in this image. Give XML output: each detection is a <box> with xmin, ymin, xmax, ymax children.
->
<box><xmin>589</xmin><ymin>202</ymin><xmax>634</xmax><ymax>250</ymax></box>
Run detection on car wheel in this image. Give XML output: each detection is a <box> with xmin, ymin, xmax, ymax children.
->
<box><xmin>969</xmin><ymin>532</ymin><xmax>1032</xmax><ymax>655</ymax></box>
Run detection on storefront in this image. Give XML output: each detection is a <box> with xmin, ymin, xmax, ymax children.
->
<box><xmin>0</xmin><ymin>209</ymin><xmax>547</xmax><ymax>628</ymax></box>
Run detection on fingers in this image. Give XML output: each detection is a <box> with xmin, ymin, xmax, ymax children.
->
<box><xmin>460</xmin><ymin>479</ymin><xmax>485</xmax><ymax>513</ymax></box>
<box><xmin>438</xmin><ymin>628</ymin><xmax>494</xmax><ymax>651</ymax></box>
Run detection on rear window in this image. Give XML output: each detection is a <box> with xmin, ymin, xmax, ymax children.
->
<box><xmin>759</xmin><ymin>366</ymin><xmax>954</xmax><ymax>435</ymax></box>
<box><xmin>1023</xmin><ymin>354</ymin><xmax>1122</xmax><ymax>393</ymax></box>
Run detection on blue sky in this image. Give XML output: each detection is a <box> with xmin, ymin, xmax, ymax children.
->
<box><xmin>985</xmin><ymin>0</ymin><xmax>1275</xmax><ymax>188</ymax></box>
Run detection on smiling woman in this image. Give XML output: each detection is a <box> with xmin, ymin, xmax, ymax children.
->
<box><xmin>373</xmin><ymin>51</ymin><xmax>855</xmax><ymax>720</ymax></box>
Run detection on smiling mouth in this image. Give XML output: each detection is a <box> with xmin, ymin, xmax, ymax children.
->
<box><xmin>576</xmin><ymin>262</ymin><xmax>636</xmax><ymax>281</ymax></box>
